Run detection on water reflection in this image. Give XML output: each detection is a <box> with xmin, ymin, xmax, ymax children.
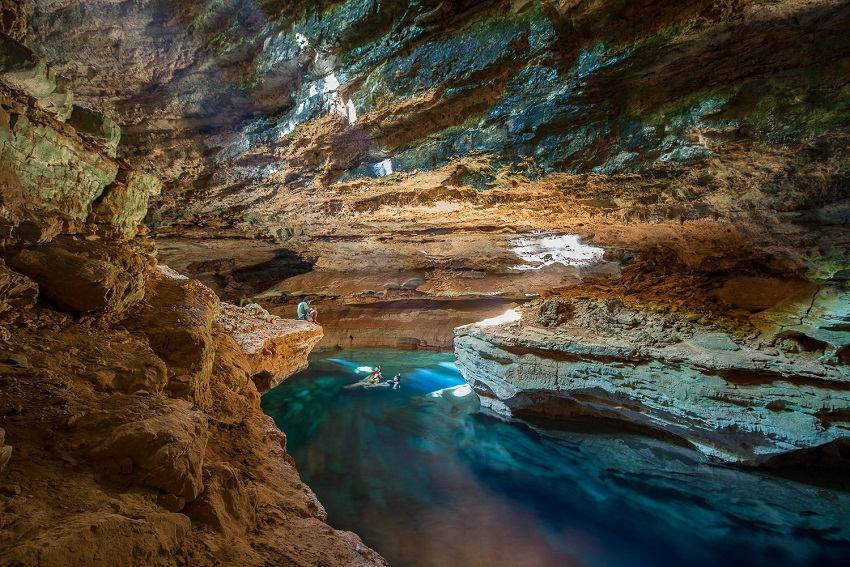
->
<box><xmin>262</xmin><ymin>349</ymin><xmax>850</xmax><ymax>567</ymax></box>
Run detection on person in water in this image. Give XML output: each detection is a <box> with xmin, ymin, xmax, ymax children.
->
<box><xmin>296</xmin><ymin>296</ymin><xmax>318</xmax><ymax>323</ymax></box>
<box><xmin>367</xmin><ymin>366</ymin><xmax>383</xmax><ymax>384</ymax></box>
<box><xmin>390</xmin><ymin>374</ymin><xmax>401</xmax><ymax>389</ymax></box>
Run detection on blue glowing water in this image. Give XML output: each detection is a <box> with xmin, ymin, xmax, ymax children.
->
<box><xmin>262</xmin><ymin>349</ymin><xmax>850</xmax><ymax>567</ymax></box>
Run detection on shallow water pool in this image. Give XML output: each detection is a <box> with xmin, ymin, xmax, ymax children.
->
<box><xmin>262</xmin><ymin>349</ymin><xmax>850</xmax><ymax>567</ymax></box>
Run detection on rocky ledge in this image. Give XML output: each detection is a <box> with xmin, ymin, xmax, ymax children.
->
<box><xmin>455</xmin><ymin>292</ymin><xmax>850</xmax><ymax>468</ymax></box>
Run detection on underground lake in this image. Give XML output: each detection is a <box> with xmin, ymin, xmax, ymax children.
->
<box><xmin>262</xmin><ymin>349</ymin><xmax>850</xmax><ymax>567</ymax></box>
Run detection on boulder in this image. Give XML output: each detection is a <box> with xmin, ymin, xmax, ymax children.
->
<box><xmin>0</xmin><ymin>260</ymin><xmax>37</xmax><ymax>313</ymax></box>
<box><xmin>92</xmin><ymin>401</ymin><xmax>208</xmax><ymax>500</ymax></box>
<box><xmin>5</xmin><ymin>236</ymin><xmax>152</xmax><ymax>316</ymax></box>
<box><xmin>216</xmin><ymin>301</ymin><xmax>323</xmax><ymax>391</ymax></box>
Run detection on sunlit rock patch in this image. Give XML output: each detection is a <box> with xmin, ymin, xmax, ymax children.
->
<box><xmin>510</xmin><ymin>233</ymin><xmax>604</xmax><ymax>271</ymax></box>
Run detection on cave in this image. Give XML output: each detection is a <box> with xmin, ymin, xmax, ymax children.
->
<box><xmin>2</xmin><ymin>1</ymin><xmax>850</xmax><ymax>565</ymax></box>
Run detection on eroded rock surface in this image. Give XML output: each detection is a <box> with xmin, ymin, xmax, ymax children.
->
<box><xmin>26</xmin><ymin>1</ymin><xmax>850</xmax><ymax>206</ymax></box>
<box><xmin>0</xmin><ymin>35</ymin><xmax>384</xmax><ymax>566</ymax></box>
<box><xmin>456</xmin><ymin>296</ymin><xmax>850</xmax><ymax>466</ymax></box>
<box><xmin>216</xmin><ymin>300</ymin><xmax>323</xmax><ymax>390</ymax></box>
<box><xmin>20</xmin><ymin>1</ymin><xmax>849</xmax><ymax>355</ymax></box>
<box><xmin>0</xmin><ymin>267</ymin><xmax>382</xmax><ymax>566</ymax></box>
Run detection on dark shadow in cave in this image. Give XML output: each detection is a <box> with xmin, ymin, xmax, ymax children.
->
<box><xmin>212</xmin><ymin>248</ymin><xmax>314</xmax><ymax>298</ymax></box>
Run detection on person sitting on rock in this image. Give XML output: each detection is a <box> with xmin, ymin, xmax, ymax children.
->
<box><xmin>296</xmin><ymin>296</ymin><xmax>318</xmax><ymax>323</ymax></box>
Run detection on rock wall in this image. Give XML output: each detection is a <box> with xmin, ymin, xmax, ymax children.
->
<box><xmin>16</xmin><ymin>1</ymin><xmax>849</xmax><ymax>360</ymax></box>
<box><xmin>0</xmin><ymin>0</ymin><xmax>25</xmax><ymax>42</ymax></box>
<box><xmin>0</xmin><ymin>31</ymin><xmax>384</xmax><ymax>566</ymax></box>
<box><xmin>455</xmin><ymin>296</ymin><xmax>850</xmax><ymax>467</ymax></box>
<box><xmin>22</xmin><ymin>1</ymin><xmax>850</xmax><ymax>236</ymax></box>
<box><xmin>9</xmin><ymin>0</ymin><xmax>850</xmax><ymax>482</ymax></box>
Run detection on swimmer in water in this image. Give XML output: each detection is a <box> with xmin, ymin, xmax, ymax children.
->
<box><xmin>367</xmin><ymin>366</ymin><xmax>382</xmax><ymax>384</ymax></box>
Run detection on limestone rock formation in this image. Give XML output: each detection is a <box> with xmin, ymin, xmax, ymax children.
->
<box><xmin>22</xmin><ymin>0</ymin><xmax>846</xmax><ymax>356</ymax></box>
<box><xmin>26</xmin><ymin>0</ymin><xmax>850</xmax><ymax>206</ymax></box>
<box><xmin>0</xmin><ymin>263</ymin><xmax>383</xmax><ymax>565</ymax></box>
<box><xmin>456</xmin><ymin>296</ymin><xmax>850</xmax><ymax>465</ymax></box>
<box><xmin>6</xmin><ymin>237</ymin><xmax>153</xmax><ymax>315</ymax></box>
<box><xmin>0</xmin><ymin>26</ymin><xmax>385</xmax><ymax>565</ymax></box>
<box><xmin>126</xmin><ymin>267</ymin><xmax>221</xmax><ymax>407</ymax></box>
<box><xmin>92</xmin><ymin>400</ymin><xmax>209</xmax><ymax>500</ymax></box>
<box><xmin>0</xmin><ymin>0</ymin><xmax>26</xmax><ymax>42</ymax></box>
<box><xmin>216</xmin><ymin>300</ymin><xmax>323</xmax><ymax>390</ymax></box>
<box><xmin>3</xmin><ymin>0</ymin><xmax>850</xmax><ymax>559</ymax></box>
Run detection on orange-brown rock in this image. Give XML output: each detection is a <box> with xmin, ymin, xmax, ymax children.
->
<box><xmin>0</xmin><ymin>267</ymin><xmax>385</xmax><ymax>566</ymax></box>
<box><xmin>91</xmin><ymin>399</ymin><xmax>209</xmax><ymax>500</ymax></box>
<box><xmin>216</xmin><ymin>300</ymin><xmax>323</xmax><ymax>390</ymax></box>
<box><xmin>6</xmin><ymin>236</ymin><xmax>154</xmax><ymax>316</ymax></box>
<box><xmin>0</xmin><ymin>44</ymin><xmax>385</xmax><ymax>565</ymax></box>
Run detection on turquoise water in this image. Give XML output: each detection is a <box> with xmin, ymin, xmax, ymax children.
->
<box><xmin>262</xmin><ymin>349</ymin><xmax>850</xmax><ymax>567</ymax></box>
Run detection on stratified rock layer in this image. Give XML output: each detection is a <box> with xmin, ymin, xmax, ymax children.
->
<box><xmin>455</xmin><ymin>297</ymin><xmax>850</xmax><ymax>466</ymax></box>
<box><xmin>21</xmin><ymin>1</ymin><xmax>849</xmax><ymax>362</ymax></box>
<box><xmin>0</xmin><ymin>272</ymin><xmax>382</xmax><ymax>565</ymax></box>
<box><xmin>27</xmin><ymin>0</ymin><xmax>850</xmax><ymax>210</ymax></box>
